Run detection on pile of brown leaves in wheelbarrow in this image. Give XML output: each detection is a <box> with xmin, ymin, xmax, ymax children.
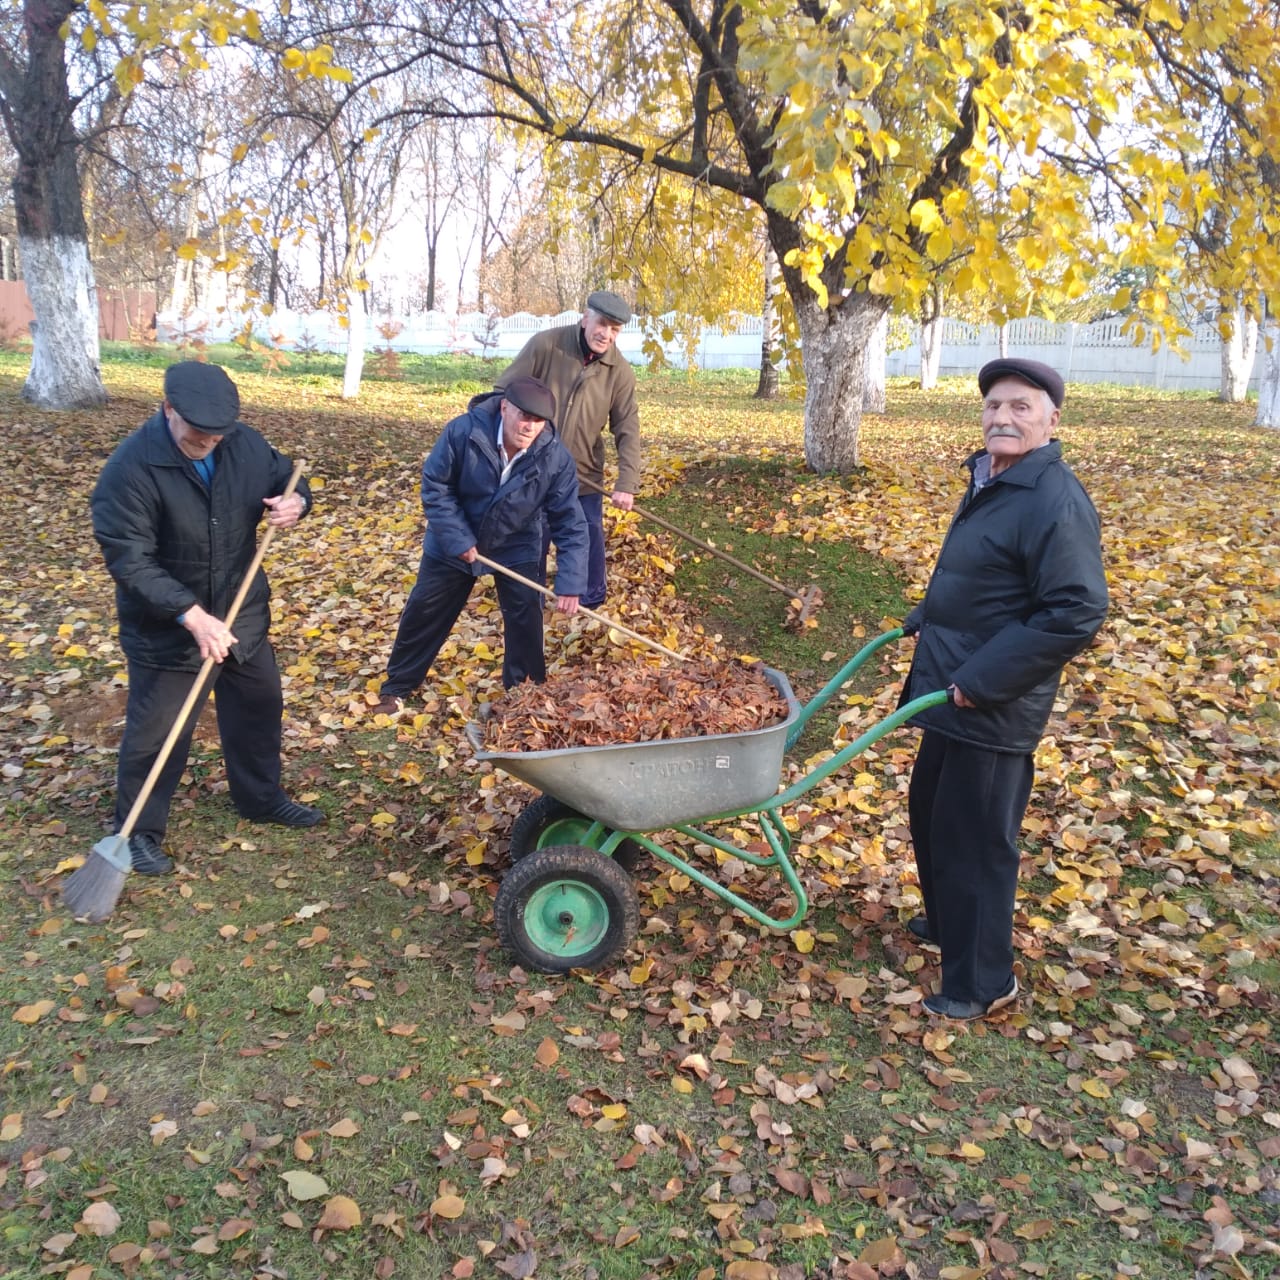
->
<box><xmin>482</xmin><ymin>658</ymin><xmax>790</xmax><ymax>752</ymax></box>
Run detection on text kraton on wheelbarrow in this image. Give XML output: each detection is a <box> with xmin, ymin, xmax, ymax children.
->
<box><xmin>465</xmin><ymin>630</ymin><xmax>950</xmax><ymax>974</ymax></box>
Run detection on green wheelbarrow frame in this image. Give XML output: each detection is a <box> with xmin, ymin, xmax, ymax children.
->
<box><xmin>469</xmin><ymin>629</ymin><xmax>947</xmax><ymax>936</ymax></box>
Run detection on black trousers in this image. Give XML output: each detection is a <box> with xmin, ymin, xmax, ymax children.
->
<box><xmin>541</xmin><ymin>492</ymin><xmax>606</xmax><ymax>607</ymax></box>
<box><xmin>908</xmin><ymin>729</ymin><xmax>1035</xmax><ymax>1005</ymax></box>
<box><xmin>380</xmin><ymin>554</ymin><xmax>545</xmax><ymax>698</ymax></box>
<box><xmin>116</xmin><ymin>644</ymin><xmax>287</xmax><ymax>841</ymax></box>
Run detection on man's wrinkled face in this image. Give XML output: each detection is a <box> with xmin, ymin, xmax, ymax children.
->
<box><xmin>581</xmin><ymin>308</ymin><xmax>623</xmax><ymax>354</ymax></box>
<box><xmin>981</xmin><ymin>377</ymin><xmax>1059</xmax><ymax>474</ymax></box>
<box><xmin>500</xmin><ymin>398</ymin><xmax>546</xmax><ymax>455</ymax></box>
<box><xmin>165</xmin><ymin>402</ymin><xmax>222</xmax><ymax>459</ymax></box>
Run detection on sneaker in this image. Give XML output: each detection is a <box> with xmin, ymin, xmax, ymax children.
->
<box><xmin>906</xmin><ymin>915</ymin><xmax>937</xmax><ymax>945</ymax></box>
<box><xmin>370</xmin><ymin>694</ymin><xmax>406</xmax><ymax>720</ymax></box>
<box><xmin>923</xmin><ymin>976</ymin><xmax>1019</xmax><ymax>1022</ymax></box>
<box><xmin>248</xmin><ymin>799</ymin><xmax>327</xmax><ymax>828</ymax></box>
<box><xmin>129</xmin><ymin>833</ymin><xmax>174</xmax><ymax>876</ymax></box>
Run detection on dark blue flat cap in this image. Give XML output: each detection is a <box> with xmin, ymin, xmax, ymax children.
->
<box><xmin>163</xmin><ymin>361</ymin><xmax>241</xmax><ymax>432</ymax></box>
<box><xmin>978</xmin><ymin>358</ymin><xmax>1065</xmax><ymax>408</ymax></box>
<box><xmin>502</xmin><ymin>375</ymin><xmax>556</xmax><ymax>423</ymax></box>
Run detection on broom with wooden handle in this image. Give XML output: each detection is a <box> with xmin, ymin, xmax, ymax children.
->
<box><xmin>62</xmin><ymin>460</ymin><xmax>306</xmax><ymax>923</ymax></box>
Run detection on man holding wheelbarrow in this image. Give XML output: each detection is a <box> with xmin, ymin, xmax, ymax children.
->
<box><xmin>90</xmin><ymin>361</ymin><xmax>321</xmax><ymax>879</ymax></box>
<box><xmin>371</xmin><ymin>376</ymin><xmax>588</xmax><ymax>717</ymax></box>
<box><xmin>900</xmin><ymin>357</ymin><xmax>1108</xmax><ymax>1020</ymax></box>
<box><xmin>496</xmin><ymin>290</ymin><xmax>640</xmax><ymax>609</ymax></box>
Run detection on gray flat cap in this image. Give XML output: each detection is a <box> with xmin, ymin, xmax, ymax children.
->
<box><xmin>586</xmin><ymin>290</ymin><xmax>631</xmax><ymax>324</ymax></box>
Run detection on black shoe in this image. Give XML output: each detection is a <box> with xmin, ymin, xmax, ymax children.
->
<box><xmin>906</xmin><ymin>915</ymin><xmax>937</xmax><ymax>944</ymax></box>
<box><xmin>248</xmin><ymin>799</ymin><xmax>326</xmax><ymax>828</ymax></box>
<box><xmin>923</xmin><ymin>976</ymin><xmax>1019</xmax><ymax>1021</ymax></box>
<box><xmin>129</xmin><ymin>833</ymin><xmax>174</xmax><ymax>876</ymax></box>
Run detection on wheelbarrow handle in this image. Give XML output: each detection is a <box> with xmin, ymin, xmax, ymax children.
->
<box><xmin>578</xmin><ymin>475</ymin><xmax>813</xmax><ymax>607</ymax></box>
<box><xmin>471</xmin><ymin>552</ymin><xmax>686</xmax><ymax>663</ymax></box>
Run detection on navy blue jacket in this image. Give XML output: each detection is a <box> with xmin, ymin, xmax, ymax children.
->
<box><xmin>91</xmin><ymin>410</ymin><xmax>310</xmax><ymax>672</ymax></box>
<box><xmin>902</xmin><ymin>440</ymin><xmax>1108</xmax><ymax>752</ymax></box>
<box><xmin>421</xmin><ymin>392</ymin><xmax>588</xmax><ymax>594</ymax></box>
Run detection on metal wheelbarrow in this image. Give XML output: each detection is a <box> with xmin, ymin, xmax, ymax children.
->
<box><xmin>465</xmin><ymin>629</ymin><xmax>949</xmax><ymax>973</ymax></box>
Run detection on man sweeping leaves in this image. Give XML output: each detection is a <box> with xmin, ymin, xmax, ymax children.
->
<box><xmin>76</xmin><ymin>362</ymin><xmax>320</xmax><ymax>904</ymax></box>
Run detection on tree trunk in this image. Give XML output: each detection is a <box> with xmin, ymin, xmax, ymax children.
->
<box><xmin>863</xmin><ymin>311</ymin><xmax>887</xmax><ymax>413</ymax></box>
<box><xmin>425</xmin><ymin>237</ymin><xmax>438</xmax><ymax>312</ymax></box>
<box><xmin>11</xmin><ymin>0</ymin><xmax>106</xmax><ymax>409</ymax></box>
<box><xmin>168</xmin><ymin>125</ymin><xmax>209</xmax><ymax>315</ymax></box>
<box><xmin>1256</xmin><ymin>321</ymin><xmax>1280</xmax><ymax>428</ymax></box>
<box><xmin>341</xmin><ymin>289</ymin><xmax>367</xmax><ymax>399</ymax></box>
<box><xmin>999</xmin><ymin>323</ymin><xmax>1010</xmax><ymax>357</ymax></box>
<box><xmin>1220</xmin><ymin>302</ymin><xmax>1258</xmax><ymax>403</ymax></box>
<box><xmin>919</xmin><ymin>313</ymin><xmax>943</xmax><ymax>389</ymax></box>
<box><xmin>794</xmin><ymin>292</ymin><xmax>888</xmax><ymax>472</ymax></box>
<box><xmin>754</xmin><ymin>241</ymin><xmax>780</xmax><ymax>399</ymax></box>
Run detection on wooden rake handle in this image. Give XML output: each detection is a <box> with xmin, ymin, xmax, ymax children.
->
<box><xmin>471</xmin><ymin>552</ymin><xmax>685</xmax><ymax>663</ymax></box>
<box><xmin>115</xmin><ymin>460</ymin><xmax>307</xmax><ymax>840</ymax></box>
<box><xmin>578</xmin><ymin>474</ymin><xmax>810</xmax><ymax>603</ymax></box>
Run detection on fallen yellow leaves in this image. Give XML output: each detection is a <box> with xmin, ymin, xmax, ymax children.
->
<box><xmin>13</xmin><ymin>999</ymin><xmax>56</xmax><ymax>1024</ymax></box>
<box><xmin>79</xmin><ymin>1200</ymin><xmax>121</xmax><ymax>1236</ymax></box>
<box><xmin>430</xmin><ymin>1192</ymin><xmax>465</xmax><ymax>1219</ymax></box>
<box><xmin>280</xmin><ymin>1169</ymin><xmax>330</xmax><ymax>1200</ymax></box>
<box><xmin>317</xmin><ymin>1195</ymin><xmax>362</xmax><ymax>1230</ymax></box>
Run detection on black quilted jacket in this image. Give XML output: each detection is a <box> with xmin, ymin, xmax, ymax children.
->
<box><xmin>90</xmin><ymin>409</ymin><xmax>310</xmax><ymax>671</ymax></box>
<box><xmin>901</xmin><ymin>440</ymin><xmax>1108</xmax><ymax>753</ymax></box>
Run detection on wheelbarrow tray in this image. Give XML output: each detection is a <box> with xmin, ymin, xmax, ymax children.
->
<box><xmin>465</xmin><ymin>667</ymin><xmax>800</xmax><ymax>831</ymax></box>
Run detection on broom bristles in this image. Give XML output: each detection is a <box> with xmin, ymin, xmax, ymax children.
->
<box><xmin>62</xmin><ymin>836</ymin><xmax>131</xmax><ymax>922</ymax></box>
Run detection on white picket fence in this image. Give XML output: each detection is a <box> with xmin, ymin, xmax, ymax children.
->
<box><xmin>155</xmin><ymin>307</ymin><xmax>1252</xmax><ymax>393</ymax></box>
<box><xmin>890</xmin><ymin>316</ymin><xmax>1254</xmax><ymax>394</ymax></box>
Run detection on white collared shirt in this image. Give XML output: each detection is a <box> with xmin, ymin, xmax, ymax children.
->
<box><xmin>496</xmin><ymin>421</ymin><xmax>526</xmax><ymax>486</ymax></box>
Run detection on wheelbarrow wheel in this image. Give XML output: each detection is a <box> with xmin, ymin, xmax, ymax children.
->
<box><xmin>508</xmin><ymin>794</ymin><xmax>646</xmax><ymax>873</ymax></box>
<box><xmin>495</xmin><ymin>845</ymin><xmax>640</xmax><ymax>974</ymax></box>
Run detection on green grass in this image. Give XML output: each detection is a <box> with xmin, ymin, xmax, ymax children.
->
<box><xmin>1</xmin><ymin>351</ymin><xmax>1277</xmax><ymax>1280</ymax></box>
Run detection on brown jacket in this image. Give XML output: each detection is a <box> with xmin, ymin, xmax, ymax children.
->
<box><xmin>498</xmin><ymin>324</ymin><xmax>641</xmax><ymax>493</ymax></box>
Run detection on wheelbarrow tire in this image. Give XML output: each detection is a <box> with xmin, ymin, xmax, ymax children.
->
<box><xmin>508</xmin><ymin>794</ymin><xmax>646</xmax><ymax>873</ymax></box>
<box><xmin>495</xmin><ymin>844</ymin><xmax>640</xmax><ymax>974</ymax></box>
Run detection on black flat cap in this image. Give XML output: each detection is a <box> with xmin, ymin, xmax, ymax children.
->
<box><xmin>163</xmin><ymin>361</ymin><xmax>241</xmax><ymax>432</ymax></box>
<box><xmin>978</xmin><ymin>358</ymin><xmax>1065</xmax><ymax>408</ymax></box>
<box><xmin>502</xmin><ymin>375</ymin><xmax>556</xmax><ymax>423</ymax></box>
<box><xmin>585</xmin><ymin>290</ymin><xmax>631</xmax><ymax>324</ymax></box>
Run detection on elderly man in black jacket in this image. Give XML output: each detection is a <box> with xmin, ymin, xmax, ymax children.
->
<box><xmin>91</xmin><ymin>361</ymin><xmax>321</xmax><ymax>877</ymax></box>
<box><xmin>900</xmin><ymin>357</ymin><xmax>1108</xmax><ymax>1020</ymax></box>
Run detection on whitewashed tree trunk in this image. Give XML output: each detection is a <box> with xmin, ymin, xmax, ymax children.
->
<box><xmin>794</xmin><ymin>291</ymin><xmax>889</xmax><ymax>472</ymax></box>
<box><xmin>919</xmin><ymin>312</ymin><xmax>943</xmax><ymax>389</ymax></box>
<box><xmin>863</xmin><ymin>310</ymin><xmax>887</xmax><ymax>413</ymax></box>
<box><xmin>10</xmin><ymin>0</ymin><xmax>107</xmax><ymax>409</ymax></box>
<box><xmin>1256</xmin><ymin>321</ymin><xmax>1280</xmax><ymax>428</ymax></box>
<box><xmin>341</xmin><ymin>293</ymin><xmax>367</xmax><ymax>399</ymax></box>
<box><xmin>20</xmin><ymin>234</ymin><xmax>105</xmax><ymax>409</ymax></box>
<box><xmin>754</xmin><ymin>240</ymin><xmax>781</xmax><ymax>399</ymax></box>
<box><xmin>999</xmin><ymin>323</ymin><xmax>1010</xmax><ymax>357</ymax></box>
<box><xmin>1220</xmin><ymin>303</ymin><xmax>1258</xmax><ymax>403</ymax></box>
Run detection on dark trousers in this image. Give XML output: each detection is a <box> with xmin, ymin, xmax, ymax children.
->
<box><xmin>908</xmin><ymin>730</ymin><xmax>1035</xmax><ymax>1005</ymax></box>
<box><xmin>116</xmin><ymin>645</ymin><xmax>286</xmax><ymax>841</ymax></box>
<box><xmin>380</xmin><ymin>553</ymin><xmax>545</xmax><ymax>698</ymax></box>
<box><xmin>542</xmin><ymin>492</ymin><xmax>605</xmax><ymax>607</ymax></box>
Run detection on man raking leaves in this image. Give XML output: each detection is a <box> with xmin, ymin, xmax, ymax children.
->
<box><xmin>63</xmin><ymin>362</ymin><xmax>320</xmax><ymax>922</ymax></box>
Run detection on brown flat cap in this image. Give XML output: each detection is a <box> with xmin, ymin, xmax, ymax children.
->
<box><xmin>978</xmin><ymin>358</ymin><xmax>1065</xmax><ymax>408</ymax></box>
<box><xmin>163</xmin><ymin>361</ymin><xmax>241</xmax><ymax>432</ymax></box>
<box><xmin>502</xmin><ymin>375</ymin><xmax>556</xmax><ymax>423</ymax></box>
<box><xmin>586</xmin><ymin>290</ymin><xmax>631</xmax><ymax>324</ymax></box>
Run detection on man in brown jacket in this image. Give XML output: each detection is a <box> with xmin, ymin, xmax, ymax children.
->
<box><xmin>497</xmin><ymin>290</ymin><xmax>640</xmax><ymax>608</ymax></box>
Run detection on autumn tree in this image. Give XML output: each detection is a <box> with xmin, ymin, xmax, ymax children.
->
<box><xmin>341</xmin><ymin>0</ymin><xmax>1280</xmax><ymax>471</ymax></box>
<box><xmin>0</xmin><ymin>1</ymin><xmax>112</xmax><ymax>407</ymax></box>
